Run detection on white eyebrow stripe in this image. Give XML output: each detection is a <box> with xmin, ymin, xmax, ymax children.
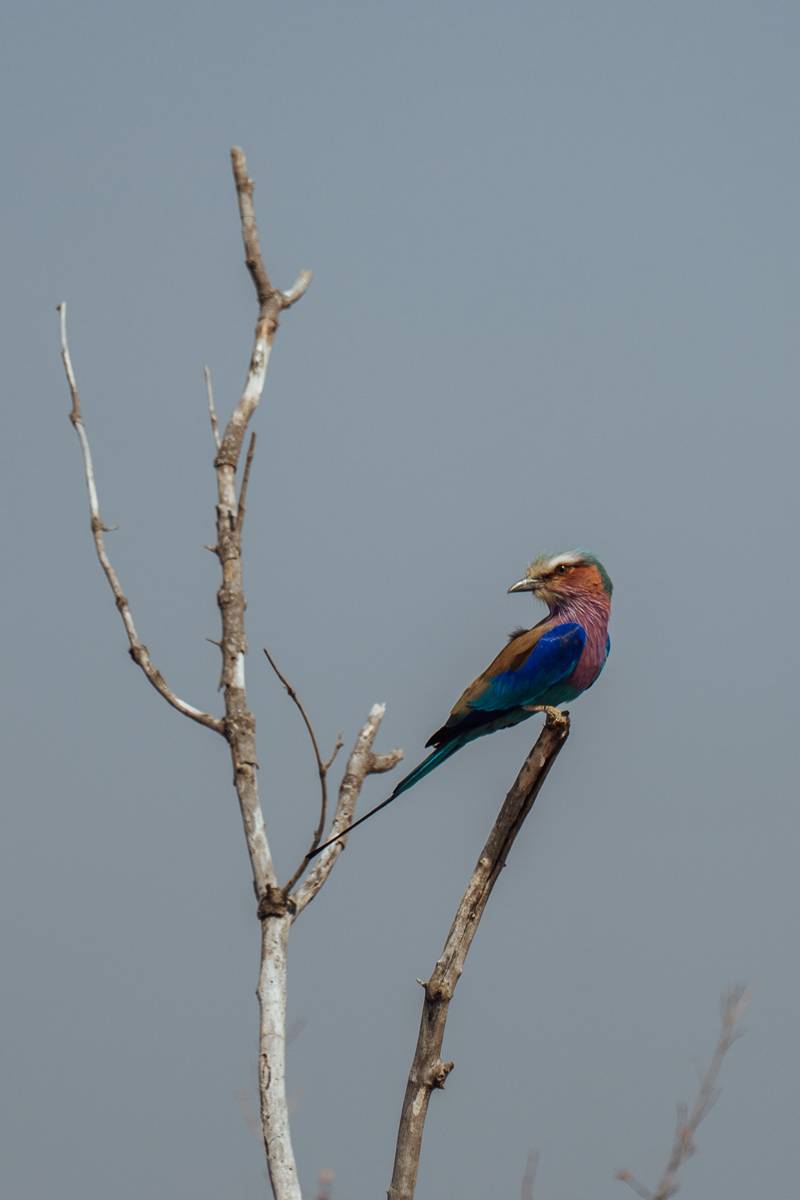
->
<box><xmin>546</xmin><ymin>551</ymin><xmax>583</xmax><ymax>570</ymax></box>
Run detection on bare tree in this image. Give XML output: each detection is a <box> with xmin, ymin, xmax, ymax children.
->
<box><xmin>59</xmin><ymin>147</ymin><xmax>405</xmax><ymax>1200</ymax></box>
<box><xmin>58</xmin><ymin>149</ymin><xmax>745</xmax><ymax>1200</ymax></box>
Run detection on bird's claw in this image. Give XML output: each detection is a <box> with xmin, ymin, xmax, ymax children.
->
<box><xmin>523</xmin><ymin>704</ymin><xmax>569</xmax><ymax>728</ymax></box>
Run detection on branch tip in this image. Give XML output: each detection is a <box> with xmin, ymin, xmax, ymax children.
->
<box><xmin>369</xmin><ymin>748</ymin><xmax>404</xmax><ymax>773</ymax></box>
<box><xmin>281</xmin><ymin>269</ymin><xmax>313</xmax><ymax>308</ymax></box>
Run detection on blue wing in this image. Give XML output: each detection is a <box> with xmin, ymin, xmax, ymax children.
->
<box><xmin>468</xmin><ymin>622</ymin><xmax>586</xmax><ymax>713</ymax></box>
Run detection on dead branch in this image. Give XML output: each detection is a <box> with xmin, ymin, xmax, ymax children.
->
<box><xmin>57</xmin><ymin>303</ymin><xmax>223</xmax><ymax>734</ymax></box>
<box><xmin>387</xmin><ymin>710</ymin><xmax>571</xmax><ymax>1200</ymax></box>
<box><xmin>616</xmin><ymin>986</ymin><xmax>749</xmax><ymax>1200</ymax></box>
<box><xmin>291</xmin><ymin>703</ymin><xmax>404</xmax><ymax>918</ymax></box>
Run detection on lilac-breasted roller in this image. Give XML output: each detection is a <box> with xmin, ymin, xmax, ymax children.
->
<box><xmin>308</xmin><ymin>550</ymin><xmax>612</xmax><ymax>857</ymax></box>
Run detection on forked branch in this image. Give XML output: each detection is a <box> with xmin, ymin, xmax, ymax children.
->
<box><xmin>388</xmin><ymin>710</ymin><xmax>571</xmax><ymax>1200</ymax></box>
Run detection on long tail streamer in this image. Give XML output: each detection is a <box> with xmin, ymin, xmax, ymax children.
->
<box><xmin>305</xmin><ymin>741</ymin><xmax>461</xmax><ymax>860</ymax></box>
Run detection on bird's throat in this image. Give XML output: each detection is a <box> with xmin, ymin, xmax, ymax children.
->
<box><xmin>550</xmin><ymin>591</ymin><xmax>610</xmax><ymax>683</ymax></box>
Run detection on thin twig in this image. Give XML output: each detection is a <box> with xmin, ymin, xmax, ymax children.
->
<box><xmin>616</xmin><ymin>1172</ymin><xmax>654</xmax><ymax>1200</ymax></box>
<box><xmin>324</xmin><ymin>740</ymin><xmax>343</xmax><ymax>771</ymax></box>
<box><xmin>262</xmin><ymin>647</ymin><xmax>344</xmax><ymax>888</ymax></box>
<box><xmin>291</xmin><ymin>704</ymin><xmax>403</xmax><ymax>917</ymax></box>
<box><xmin>57</xmin><ymin>303</ymin><xmax>223</xmax><ymax>734</ymax></box>
<box><xmin>204</xmin><ymin>364</ymin><xmax>221</xmax><ymax>450</ymax></box>
<box><xmin>236</xmin><ymin>432</ymin><xmax>257</xmax><ymax>533</ymax></box>
<box><xmin>616</xmin><ymin>986</ymin><xmax>749</xmax><ymax>1200</ymax></box>
<box><xmin>387</xmin><ymin>710</ymin><xmax>571</xmax><ymax>1200</ymax></box>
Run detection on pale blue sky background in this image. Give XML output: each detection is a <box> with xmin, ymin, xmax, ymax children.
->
<box><xmin>2</xmin><ymin>2</ymin><xmax>799</xmax><ymax>1197</ymax></box>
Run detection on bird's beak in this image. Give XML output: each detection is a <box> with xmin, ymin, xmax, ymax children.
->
<box><xmin>507</xmin><ymin>576</ymin><xmax>537</xmax><ymax>594</ymax></box>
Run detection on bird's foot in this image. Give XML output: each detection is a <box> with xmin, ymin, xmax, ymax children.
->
<box><xmin>523</xmin><ymin>704</ymin><xmax>569</xmax><ymax>729</ymax></box>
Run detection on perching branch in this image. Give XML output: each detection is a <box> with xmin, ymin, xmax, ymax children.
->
<box><xmin>616</xmin><ymin>986</ymin><xmax>749</xmax><ymax>1200</ymax></box>
<box><xmin>388</xmin><ymin>709</ymin><xmax>571</xmax><ymax>1200</ymax></box>
<box><xmin>57</xmin><ymin>303</ymin><xmax>223</xmax><ymax>734</ymax></box>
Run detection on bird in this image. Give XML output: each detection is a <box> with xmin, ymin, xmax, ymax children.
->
<box><xmin>307</xmin><ymin>550</ymin><xmax>612</xmax><ymax>860</ymax></box>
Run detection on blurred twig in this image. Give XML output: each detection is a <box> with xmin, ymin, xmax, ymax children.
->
<box><xmin>521</xmin><ymin>1149</ymin><xmax>539</xmax><ymax>1200</ymax></box>
<box><xmin>616</xmin><ymin>986</ymin><xmax>749</xmax><ymax>1200</ymax></box>
<box><xmin>315</xmin><ymin>1168</ymin><xmax>334</xmax><ymax>1200</ymax></box>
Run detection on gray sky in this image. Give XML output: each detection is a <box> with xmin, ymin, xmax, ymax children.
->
<box><xmin>2</xmin><ymin>2</ymin><xmax>798</xmax><ymax>1197</ymax></box>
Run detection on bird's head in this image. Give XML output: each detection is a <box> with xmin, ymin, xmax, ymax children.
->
<box><xmin>507</xmin><ymin>550</ymin><xmax>613</xmax><ymax>611</ymax></box>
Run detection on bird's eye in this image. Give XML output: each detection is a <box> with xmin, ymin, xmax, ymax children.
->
<box><xmin>556</xmin><ymin>563</ymin><xmax>569</xmax><ymax>574</ymax></box>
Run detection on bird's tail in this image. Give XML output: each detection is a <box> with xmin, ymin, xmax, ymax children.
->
<box><xmin>391</xmin><ymin>740</ymin><xmax>462</xmax><ymax>799</ymax></box>
<box><xmin>305</xmin><ymin>741</ymin><xmax>461</xmax><ymax>861</ymax></box>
